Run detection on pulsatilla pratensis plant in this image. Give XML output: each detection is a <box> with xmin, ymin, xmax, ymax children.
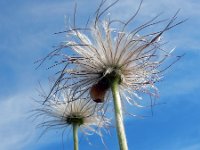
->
<box><xmin>37</xmin><ymin>0</ymin><xmax>184</xmax><ymax>149</ymax></box>
<box><xmin>34</xmin><ymin>90</ymin><xmax>109</xmax><ymax>150</ymax></box>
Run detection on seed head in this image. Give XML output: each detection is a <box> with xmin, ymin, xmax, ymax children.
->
<box><xmin>34</xmin><ymin>90</ymin><xmax>110</xmax><ymax>137</ymax></box>
<box><xmin>41</xmin><ymin>0</ymin><xmax>184</xmax><ymax>107</ymax></box>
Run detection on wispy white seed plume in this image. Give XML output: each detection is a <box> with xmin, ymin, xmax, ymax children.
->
<box><xmin>40</xmin><ymin>0</ymin><xmax>184</xmax><ymax>108</ymax></box>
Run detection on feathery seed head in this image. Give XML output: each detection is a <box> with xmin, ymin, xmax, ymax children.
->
<box><xmin>35</xmin><ymin>90</ymin><xmax>110</xmax><ymax>136</ymax></box>
<box><xmin>42</xmin><ymin>0</ymin><xmax>184</xmax><ymax>107</ymax></box>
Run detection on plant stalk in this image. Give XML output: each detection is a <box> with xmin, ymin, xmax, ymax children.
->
<box><xmin>73</xmin><ymin>123</ymin><xmax>79</xmax><ymax>150</ymax></box>
<box><xmin>111</xmin><ymin>77</ymin><xmax>128</xmax><ymax>150</ymax></box>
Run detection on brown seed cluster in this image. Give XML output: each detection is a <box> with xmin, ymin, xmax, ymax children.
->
<box><xmin>90</xmin><ymin>77</ymin><xmax>110</xmax><ymax>103</ymax></box>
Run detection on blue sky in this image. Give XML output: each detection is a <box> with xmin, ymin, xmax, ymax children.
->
<box><xmin>0</xmin><ymin>0</ymin><xmax>200</xmax><ymax>150</ymax></box>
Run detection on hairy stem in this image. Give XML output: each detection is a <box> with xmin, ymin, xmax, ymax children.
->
<box><xmin>73</xmin><ymin>123</ymin><xmax>79</xmax><ymax>150</ymax></box>
<box><xmin>111</xmin><ymin>77</ymin><xmax>128</xmax><ymax>150</ymax></box>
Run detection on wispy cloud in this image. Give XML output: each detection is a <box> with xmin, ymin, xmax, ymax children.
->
<box><xmin>0</xmin><ymin>92</ymin><xmax>36</xmax><ymax>150</ymax></box>
<box><xmin>181</xmin><ymin>144</ymin><xmax>200</xmax><ymax>150</ymax></box>
<box><xmin>106</xmin><ymin>0</ymin><xmax>200</xmax><ymax>52</ymax></box>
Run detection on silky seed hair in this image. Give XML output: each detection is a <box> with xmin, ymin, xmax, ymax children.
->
<box><xmin>33</xmin><ymin>90</ymin><xmax>110</xmax><ymax>140</ymax></box>
<box><xmin>39</xmin><ymin>0</ymin><xmax>184</xmax><ymax>109</ymax></box>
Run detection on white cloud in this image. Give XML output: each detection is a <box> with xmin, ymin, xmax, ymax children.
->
<box><xmin>0</xmin><ymin>92</ymin><xmax>38</xmax><ymax>150</ymax></box>
<box><xmin>181</xmin><ymin>144</ymin><xmax>200</xmax><ymax>150</ymax></box>
<box><xmin>112</xmin><ymin>0</ymin><xmax>200</xmax><ymax>17</ymax></box>
<box><xmin>106</xmin><ymin>0</ymin><xmax>200</xmax><ymax>52</ymax></box>
<box><xmin>161</xmin><ymin>76</ymin><xmax>200</xmax><ymax>98</ymax></box>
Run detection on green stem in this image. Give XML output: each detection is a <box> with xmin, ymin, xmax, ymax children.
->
<box><xmin>73</xmin><ymin>123</ymin><xmax>79</xmax><ymax>150</ymax></box>
<box><xmin>111</xmin><ymin>77</ymin><xmax>128</xmax><ymax>150</ymax></box>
